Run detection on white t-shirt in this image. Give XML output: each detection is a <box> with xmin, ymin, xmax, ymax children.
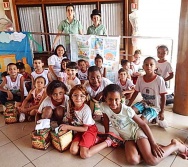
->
<box><xmin>135</xmin><ymin>75</ymin><xmax>167</xmax><ymax>110</ymax></box>
<box><xmin>131</xmin><ymin>62</ymin><xmax>142</xmax><ymax>73</ymax></box>
<box><xmin>78</xmin><ymin>69</ymin><xmax>88</xmax><ymax>81</ymax></box>
<box><xmin>156</xmin><ymin>61</ymin><xmax>173</xmax><ymax>79</ymax></box>
<box><xmin>84</xmin><ymin>77</ymin><xmax>112</xmax><ymax>98</ymax></box>
<box><xmin>38</xmin><ymin>95</ymin><xmax>69</xmax><ymax>113</ymax></box>
<box><xmin>116</xmin><ymin>78</ymin><xmax>134</xmax><ymax>91</ymax></box>
<box><xmin>58</xmin><ymin>71</ymin><xmax>67</xmax><ymax>82</ymax></box>
<box><xmin>48</xmin><ymin>55</ymin><xmax>65</xmax><ymax>76</ymax></box>
<box><xmin>100</xmin><ymin>102</ymin><xmax>140</xmax><ymax>140</ymax></box>
<box><xmin>67</xmin><ymin>103</ymin><xmax>95</xmax><ymax>126</ymax></box>
<box><xmin>31</xmin><ymin>70</ymin><xmax>49</xmax><ymax>86</ymax></box>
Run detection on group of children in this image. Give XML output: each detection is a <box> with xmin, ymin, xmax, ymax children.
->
<box><xmin>0</xmin><ymin>44</ymin><xmax>187</xmax><ymax>165</ymax></box>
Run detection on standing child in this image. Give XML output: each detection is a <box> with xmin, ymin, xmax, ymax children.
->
<box><xmin>156</xmin><ymin>45</ymin><xmax>174</xmax><ymax>87</ymax></box>
<box><xmin>121</xmin><ymin>59</ymin><xmax>133</xmax><ymax>79</ymax></box>
<box><xmin>128</xmin><ymin>57</ymin><xmax>167</xmax><ymax>128</ymax></box>
<box><xmin>95</xmin><ymin>54</ymin><xmax>106</xmax><ymax>78</ymax></box>
<box><xmin>31</xmin><ymin>57</ymin><xmax>52</xmax><ymax>88</ymax></box>
<box><xmin>59</xmin><ymin>85</ymin><xmax>122</xmax><ymax>159</ymax></box>
<box><xmin>77</xmin><ymin>59</ymin><xmax>88</xmax><ymax>85</ymax></box>
<box><xmin>116</xmin><ymin>68</ymin><xmax>135</xmax><ymax>103</ymax></box>
<box><xmin>37</xmin><ymin>80</ymin><xmax>69</xmax><ymax>126</ymax></box>
<box><xmin>0</xmin><ymin>63</ymin><xmax>24</xmax><ymax>106</ymax></box>
<box><xmin>58</xmin><ymin>58</ymin><xmax>70</xmax><ymax>82</ymax></box>
<box><xmin>65</xmin><ymin>62</ymin><xmax>81</xmax><ymax>91</ymax></box>
<box><xmin>130</xmin><ymin>49</ymin><xmax>143</xmax><ymax>84</ymax></box>
<box><xmin>17</xmin><ymin>76</ymin><xmax>47</xmax><ymax>122</ymax></box>
<box><xmin>101</xmin><ymin>84</ymin><xmax>188</xmax><ymax>165</ymax></box>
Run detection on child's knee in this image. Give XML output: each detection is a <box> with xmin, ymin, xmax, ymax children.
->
<box><xmin>126</xmin><ymin>155</ymin><xmax>140</xmax><ymax>165</ymax></box>
<box><xmin>41</xmin><ymin>106</ymin><xmax>53</xmax><ymax>119</ymax></box>
<box><xmin>54</xmin><ymin>106</ymin><xmax>64</xmax><ymax>117</ymax></box>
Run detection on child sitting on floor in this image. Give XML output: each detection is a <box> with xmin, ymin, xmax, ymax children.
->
<box><xmin>95</xmin><ymin>54</ymin><xmax>106</xmax><ymax>78</ymax></box>
<box><xmin>58</xmin><ymin>58</ymin><xmax>70</xmax><ymax>82</ymax></box>
<box><xmin>77</xmin><ymin>59</ymin><xmax>88</xmax><ymax>85</ymax></box>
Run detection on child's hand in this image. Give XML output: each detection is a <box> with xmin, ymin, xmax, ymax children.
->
<box><xmin>7</xmin><ymin>91</ymin><xmax>13</xmax><ymax>100</ymax></box>
<box><xmin>151</xmin><ymin>143</ymin><xmax>164</xmax><ymax>158</ymax></box>
<box><xmin>158</xmin><ymin>112</ymin><xmax>164</xmax><ymax>120</ymax></box>
<box><xmin>59</xmin><ymin>124</ymin><xmax>69</xmax><ymax>131</ymax></box>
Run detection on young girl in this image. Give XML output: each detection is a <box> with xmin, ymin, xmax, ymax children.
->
<box><xmin>101</xmin><ymin>84</ymin><xmax>188</xmax><ymax>165</ymax></box>
<box><xmin>94</xmin><ymin>54</ymin><xmax>106</xmax><ymax>78</ymax></box>
<box><xmin>58</xmin><ymin>58</ymin><xmax>70</xmax><ymax>82</ymax></box>
<box><xmin>116</xmin><ymin>68</ymin><xmax>135</xmax><ymax>103</ymax></box>
<box><xmin>17</xmin><ymin>76</ymin><xmax>47</xmax><ymax>122</ymax></box>
<box><xmin>59</xmin><ymin>85</ymin><xmax>122</xmax><ymax>159</ymax></box>
<box><xmin>0</xmin><ymin>63</ymin><xmax>24</xmax><ymax>106</ymax></box>
<box><xmin>37</xmin><ymin>80</ymin><xmax>69</xmax><ymax>125</ymax></box>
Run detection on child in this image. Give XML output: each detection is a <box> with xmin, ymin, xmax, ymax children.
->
<box><xmin>37</xmin><ymin>80</ymin><xmax>69</xmax><ymax>126</ymax></box>
<box><xmin>77</xmin><ymin>59</ymin><xmax>88</xmax><ymax>85</ymax></box>
<box><xmin>116</xmin><ymin>68</ymin><xmax>135</xmax><ymax>103</ymax></box>
<box><xmin>65</xmin><ymin>62</ymin><xmax>81</xmax><ymax>91</ymax></box>
<box><xmin>130</xmin><ymin>49</ymin><xmax>143</xmax><ymax>84</ymax></box>
<box><xmin>95</xmin><ymin>54</ymin><xmax>106</xmax><ymax>78</ymax></box>
<box><xmin>16</xmin><ymin>62</ymin><xmax>32</xmax><ymax>95</ymax></box>
<box><xmin>156</xmin><ymin>45</ymin><xmax>174</xmax><ymax>87</ymax></box>
<box><xmin>31</xmin><ymin>57</ymin><xmax>52</xmax><ymax>88</ymax></box>
<box><xmin>0</xmin><ymin>63</ymin><xmax>24</xmax><ymax>106</ymax></box>
<box><xmin>59</xmin><ymin>85</ymin><xmax>122</xmax><ymax>159</ymax></box>
<box><xmin>121</xmin><ymin>59</ymin><xmax>132</xmax><ymax>79</ymax></box>
<box><xmin>17</xmin><ymin>76</ymin><xmax>47</xmax><ymax>122</ymax></box>
<box><xmin>58</xmin><ymin>58</ymin><xmax>70</xmax><ymax>82</ymax></box>
<box><xmin>128</xmin><ymin>57</ymin><xmax>167</xmax><ymax>127</ymax></box>
<box><xmin>101</xmin><ymin>84</ymin><xmax>188</xmax><ymax>165</ymax></box>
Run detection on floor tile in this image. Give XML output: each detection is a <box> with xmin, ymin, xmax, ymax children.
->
<box><xmin>0</xmin><ymin>131</ymin><xmax>11</xmax><ymax>146</ymax></box>
<box><xmin>0</xmin><ymin>114</ymin><xmax>5</xmax><ymax>128</ymax></box>
<box><xmin>13</xmin><ymin>134</ymin><xmax>54</xmax><ymax>161</ymax></box>
<box><xmin>23</xmin><ymin>163</ymin><xmax>36</xmax><ymax>167</ymax></box>
<box><xmin>1</xmin><ymin>121</ymin><xmax>35</xmax><ymax>141</ymax></box>
<box><xmin>0</xmin><ymin>142</ymin><xmax>30</xmax><ymax>167</ymax></box>
<box><xmin>95</xmin><ymin>158</ymin><xmax>121</xmax><ymax>167</ymax></box>
<box><xmin>32</xmin><ymin>149</ymin><xmax>104</xmax><ymax>167</ymax></box>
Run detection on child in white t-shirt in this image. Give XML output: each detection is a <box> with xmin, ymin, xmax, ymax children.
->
<box><xmin>77</xmin><ymin>59</ymin><xmax>88</xmax><ymax>85</ymax></box>
<box><xmin>58</xmin><ymin>58</ymin><xmax>70</xmax><ymax>82</ymax></box>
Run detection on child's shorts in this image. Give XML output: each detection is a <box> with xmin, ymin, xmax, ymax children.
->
<box><xmin>72</xmin><ymin>124</ymin><xmax>98</xmax><ymax>148</ymax></box>
<box><xmin>133</xmin><ymin>102</ymin><xmax>158</xmax><ymax>122</ymax></box>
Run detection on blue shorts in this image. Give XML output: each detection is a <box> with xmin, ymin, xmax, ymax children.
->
<box><xmin>133</xmin><ymin>102</ymin><xmax>158</xmax><ymax>122</ymax></box>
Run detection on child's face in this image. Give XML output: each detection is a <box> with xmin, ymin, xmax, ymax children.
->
<box><xmin>35</xmin><ymin>78</ymin><xmax>45</xmax><ymax>89</ymax></box>
<box><xmin>19</xmin><ymin>68</ymin><xmax>26</xmax><ymax>75</ymax></box>
<box><xmin>134</xmin><ymin>54</ymin><xmax>140</xmax><ymax>63</ymax></box>
<box><xmin>95</xmin><ymin>59</ymin><xmax>103</xmax><ymax>68</ymax></box>
<box><xmin>78</xmin><ymin>61</ymin><xmax>87</xmax><ymax>71</ymax></box>
<box><xmin>66</xmin><ymin>68</ymin><xmax>78</xmax><ymax>77</ymax></box>
<box><xmin>119</xmin><ymin>71</ymin><xmax>127</xmax><ymax>80</ymax></box>
<box><xmin>33</xmin><ymin>60</ymin><xmax>44</xmax><ymax>70</ymax></box>
<box><xmin>61</xmin><ymin>61</ymin><xmax>67</xmax><ymax>70</ymax></box>
<box><xmin>71</xmin><ymin>89</ymin><xmax>86</xmax><ymax>107</ymax></box>
<box><xmin>57</xmin><ymin>46</ymin><xmax>65</xmax><ymax>57</ymax></box>
<box><xmin>143</xmin><ymin>59</ymin><xmax>156</xmax><ymax>74</ymax></box>
<box><xmin>51</xmin><ymin>87</ymin><xmax>65</xmax><ymax>103</ymax></box>
<box><xmin>105</xmin><ymin>91</ymin><xmax>121</xmax><ymax>112</ymax></box>
<box><xmin>88</xmin><ymin>71</ymin><xmax>102</xmax><ymax>88</ymax></box>
<box><xmin>7</xmin><ymin>65</ymin><xmax>18</xmax><ymax>76</ymax></box>
<box><xmin>122</xmin><ymin>62</ymin><xmax>130</xmax><ymax>70</ymax></box>
<box><xmin>157</xmin><ymin>48</ymin><xmax>168</xmax><ymax>60</ymax></box>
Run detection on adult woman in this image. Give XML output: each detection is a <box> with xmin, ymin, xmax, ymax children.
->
<box><xmin>52</xmin><ymin>4</ymin><xmax>83</xmax><ymax>60</ymax></box>
<box><xmin>48</xmin><ymin>44</ymin><xmax>67</xmax><ymax>80</ymax></box>
<box><xmin>87</xmin><ymin>9</ymin><xmax>107</xmax><ymax>35</ymax></box>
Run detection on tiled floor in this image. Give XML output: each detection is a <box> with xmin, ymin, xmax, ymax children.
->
<box><xmin>0</xmin><ymin>104</ymin><xmax>188</xmax><ymax>167</ymax></box>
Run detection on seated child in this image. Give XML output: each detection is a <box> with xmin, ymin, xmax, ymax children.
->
<box><xmin>116</xmin><ymin>68</ymin><xmax>135</xmax><ymax>103</ymax></box>
<box><xmin>121</xmin><ymin>59</ymin><xmax>132</xmax><ymax>79</ymax></box>
<box><xmin>59</xmin><ymin>85</ymin><xmax>122</xmax><ymax>159</ymax></box>
<box><xmin>101</xmin><ymin>84</ymin><xmax>188</xmax><ymax>165</ymax></box>
<box><xmin>95</xmin><ymin>54</ymin><xmax>106</xmax><ymax>78</ymax></box>
<box><xmin>65</xmin><ymin>62</ymin><xmax>81</xmax><ymax>91</ymax></box>
<box><xmin>0</xmin><ymin>63</ymin><xmax>24</xmax><ymax>106</ymax></box>
<box><xmin>58</xmin><ymin>58</ymin><xmax>70</xmax><ymax>82</ymax></box>
<box><xmin>77</xmin><ymin>59</ymin><xmax>88</xmax><ymax>85</ymax></box>
<box><xmin>37</xmin><ymin>80</ymin><xmax>69</xmax><ymax>126</ymax></box>
<box><xmin>31</xmin><ymin>57</ymin><xmax>52</xmax><ymax>88</ymax></box>
<box><xmin>17</xmin><ymin>76</ymin><xmax>47</xmax><ymax>122</ymax></box>
<box><xmin>128</xmin><ymin>57</ymin><xmax>167</xmax><ymax>128</ymax></box>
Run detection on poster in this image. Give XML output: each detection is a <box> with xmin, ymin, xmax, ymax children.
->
<box><xmin>70</xmin><ymin>34</ymin><xmax>120</xmax><ymax>82</ymax></box>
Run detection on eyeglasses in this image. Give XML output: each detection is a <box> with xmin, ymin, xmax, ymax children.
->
<box><xmin>72</xmin><ymin>94</ymin><xmax>86</xmax><ymax>99</ymax></box>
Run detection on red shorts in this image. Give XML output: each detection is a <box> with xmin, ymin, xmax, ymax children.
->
<box><xmin>72</xmin><ymin>124</ymin><xmax>98</xmax><ymax>148</ymax></box>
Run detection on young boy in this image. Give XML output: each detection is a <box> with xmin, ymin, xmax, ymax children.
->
<box><xmin>121</xmin><ymin>59</ymin><xmax>132</xmax><ymax>79</ymax></box>
<box><xmin>128</xmin><ymin>57</ymin><xmax>168</xmax><ymax>128</ymax></box>
<box><xmin>65</xmin><ymin>62</ymin><xmax>81</xmax><ymax>91</ymax></box>
<box><xmin>77</xmin><ymin>59</ymin><xmax>88</xmax><ymax>85</ymax></box>
<box><xmin>31</xmin><ymin>57</ymin><xmax>52</xmax><ymax>88</ymax></box>
<box><xmin>84</xmin><ymin>66</ymin><xmax>112</xmax><ymax>116</ymax></box>
<box><xmin>95</xmin><ymin>54</ymin><xmax>106</xmax><ymax>78</ymax></box>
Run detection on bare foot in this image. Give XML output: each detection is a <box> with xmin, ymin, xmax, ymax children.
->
<box><xmin>171</xmin><ymin>139</ymin><xmax>188</xmax><ymax>159</ymax></box>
